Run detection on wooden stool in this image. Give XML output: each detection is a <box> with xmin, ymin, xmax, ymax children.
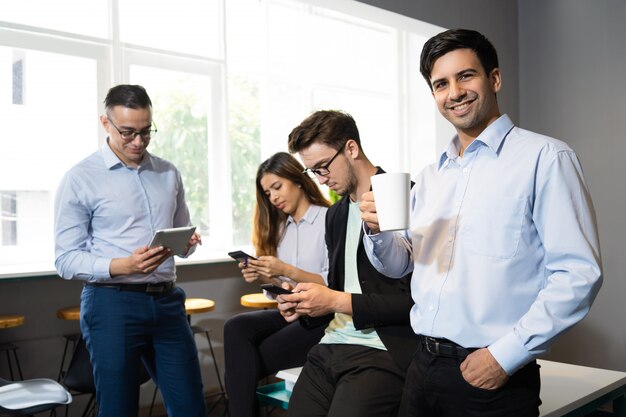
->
<box><xmin>55</xmin><ymin>306</ymin><xmax>81</xmax><ymax>383</ymax></box>
<box><xmin>185</xmin><ymin>298</ymin><xmax>215</xmax><ymax>315</ymax></box>
<box><xmin>0</xmin><ymin>315</ymin><xmax>24</xmax><ymax>380</ymax></box>
<box><xmin>184</xmin><ymin>298</ymin><xmax>227</xmax><ymax>415</ymax></box>
<box><xmin>56</xmin><ymin>306</ymin><xmax>80</xmax><ymax>321</ymax></box>
<box><xmin>240</xmin><ymin>293</ymin><xmax>278</xmax><ymax>309</ymax></box>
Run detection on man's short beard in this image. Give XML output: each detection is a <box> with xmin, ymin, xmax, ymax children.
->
<box><xmin>337</xmin><ymin>163</ymin><xmax>358</xmax><ymax>197</ymax></box>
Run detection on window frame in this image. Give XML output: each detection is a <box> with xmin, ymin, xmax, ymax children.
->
<box><xmin>0</xmin><ymin>0</ymin><xmax>447</xmax><ymax>279</ymax></box>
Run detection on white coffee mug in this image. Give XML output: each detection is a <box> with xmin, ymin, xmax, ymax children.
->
<box><xmin>370</xmin><ymin>172</ymin><xmax>410</xmax><ymax>232</ymax></box>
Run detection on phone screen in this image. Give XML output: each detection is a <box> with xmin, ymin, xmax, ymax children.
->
<box><xmin>260</xmin><ymin>284</ymin><xmax>293</xmax><ymax>295</ymax></box>
<box><xmin>228</xmin><ymin>250</ymin><xmax>257</xmax><ymax>263</ymax></box>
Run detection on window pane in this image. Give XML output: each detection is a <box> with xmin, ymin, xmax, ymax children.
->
<box><xmin>313</xmin><ymin>89</ymin><xmax>397</xmax><ymax>171</ymax></box>
<box><xmin>0</xmin><ymin>0</ymin><xmax>108</xmax><ymax>38</ymax></box>
<box><xmin>0</xmin><ymin>46</ymin><xmax>97</xmax><ymax>269</ymax></box>
<box><xmin>226</xmin><ymin>0</ymin><xmax>403</xmax><ymax>246</ymax></box>
<box><xmin>120</xmin><ymin>0</ymin><xmax>222</xmax><ymax>58</ymax></box>
<box><xmin>130</xmin><ymin>66</ymin><xmax>212</xmax><ymax>236</ymax></box>
<box><xmin>228</xmin><ymin>74</ymin><xmax>261</xmax><ymax>245</ymax></box>
<box><xmin>310</xmin><ymin>9</ymin><xmax>396</xmax><ymax>93</ymax></box>
<box><xmin>1</xmin><ymin>192</ymin><xmax>17</xmax><ymax>246</ymax></box>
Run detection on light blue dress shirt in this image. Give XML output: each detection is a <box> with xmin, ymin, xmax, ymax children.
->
<box><xmin>275</xmin><ymin>204</ymin><xmax>329</xmax><ymax>285</ymax></box>
<box><xmin>364</xmin><ymin>114</ymin><xmax>602</xmax><ymax>374</ymax></box>
<box><xmin>54</xmin><ymin>140</ymin><xmax>193</xmax><ymax>283</ymax></box>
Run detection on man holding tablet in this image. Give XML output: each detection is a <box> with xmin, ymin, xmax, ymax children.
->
<box><xmin>54</xmin><ymin>84</ymin><xmax>205</xmax><ymax>417</ymax></box>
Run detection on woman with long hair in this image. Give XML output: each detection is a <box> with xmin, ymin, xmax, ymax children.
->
<box><xmin>224</xmin><ymin>152</ymin><xmax>330</xmax><ymax>417</ymax></box>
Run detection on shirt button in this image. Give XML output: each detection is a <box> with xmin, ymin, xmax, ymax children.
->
<box><xmin>429</xmin><ymin>305</ymin><xmax>435</xmax><ymax>311</ymax></box>
<box><xmin>462</xmin><ymin>167</ymin><xmax>469</xmax><ymax>173</ymax></box>
<box><xmin>448</xmin><ymin>236</ymin><xmax>453</xmax><ymax>242</ymax></box>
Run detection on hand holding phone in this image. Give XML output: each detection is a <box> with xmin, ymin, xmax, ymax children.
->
<box><xmin>260</xmin><ymin>283</ymin><xmax>293</xmax><ymax>295</ymax></box>
<box><xmin>228</xmin><ymin>250</ymin><xmax>258</xmax><ymax>267</ymax></box>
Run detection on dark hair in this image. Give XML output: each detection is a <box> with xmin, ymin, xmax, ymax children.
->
<box><xmin>287</xmin><ymin>110</ymin><xmax>361</xmax><ymax>153</ymax></box>
<box><xmin>104</xmin><ymin>84</ymin><xmax>152</xmax><ymax>113</ymax></box>
<box><xmin>420</xmin><ymin>29</ymin><xmax>499</xmax><ymax>89</ymax></box>
<box><xmin>253</xmin><ymin>152</ymin><xmax>330</xmax><ymax>256</ymax></box>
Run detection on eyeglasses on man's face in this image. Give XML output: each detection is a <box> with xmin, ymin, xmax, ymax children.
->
<box><xmin>107</xmin><ymin>117</ymin><xmax>157</xmax><ymax>141</ymax></box>
<box><xmin>303</xmin><ymin>142</ymin><xmax>346</xmax><ymax>179</ymax></box>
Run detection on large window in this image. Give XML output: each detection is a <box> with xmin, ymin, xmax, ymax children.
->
<box><xmin>0</xmin><ymin>0</ymin><xmax>445</xmax><ymax>277</ymax></box>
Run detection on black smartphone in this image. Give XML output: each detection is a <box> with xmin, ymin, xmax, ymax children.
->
<box><xmin>261</xmin><ymin>284</ymin><xmax>293</xmax><ymax>295</ymax></box>
<box><xmin>228</xmin><ymin>250</ymin><xmax>258</xmax><ymax>265</ymax></box>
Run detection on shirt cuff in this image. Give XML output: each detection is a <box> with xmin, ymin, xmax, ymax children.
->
<box><xmin>362</xmin><ymin>230</ymin><xmax>398</xmax><ymax>273</ymax></box>
<box><xmin>93</xmin><ymin>257</ymin><xmax>112</xmax><ymax>280</ymax></box>
<box><xmin>488</xmin><ymin>331</ymin><xmax>534</xmax><ymax>375</ymax></box>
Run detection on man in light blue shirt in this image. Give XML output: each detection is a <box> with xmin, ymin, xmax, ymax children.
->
<box><xmin>361</xmin><ymin>29</ymin><xmax>602</xmax><ymax>417</ymax></box>
<box><xmin>54</xmin><ymin>85</ymin><xmax>205</xmax><ymax>417</ymax></box>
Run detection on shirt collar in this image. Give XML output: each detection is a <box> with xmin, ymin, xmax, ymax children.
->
<box><xmin>438</xmin><ymin>114</ymin><xmax>514</xmax><ymax>169</ymax></box>
<box><xmin>101</xmin><ymin>138</ymin><xmax>154</xmax><ymax>170</ymax></box>
<box><xmin>286</xmin><ymin>204</ymin><xmax>323</xmax><ymax>226</ymax></box>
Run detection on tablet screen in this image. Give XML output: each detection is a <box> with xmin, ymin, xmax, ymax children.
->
<box><xmin>148</xmin><ymin>226</ymin><xmax>196</xmax><ymax>256</ymax></box>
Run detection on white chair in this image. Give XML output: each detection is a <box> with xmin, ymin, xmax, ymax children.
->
<box><xmin>0</xmin><ymin>377</ymin><xmax>72</xmax><ymax>416</ymax></box>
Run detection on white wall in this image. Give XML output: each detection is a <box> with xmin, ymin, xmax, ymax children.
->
<box><xmin>519</xmin><ymin>0</ymin><xmax>626</xmax><ymax>371</ymax></box>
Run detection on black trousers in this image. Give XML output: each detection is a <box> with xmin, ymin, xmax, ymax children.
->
<box><xmin>287</xmin><ymin>344</ymin><xmax>405</xmax><ymax>417</ymax></box>
<box><xmin>399</xmin><ymin>340</ymin><xmax>541</xmax><ymax>417</ymax></box>
<box><xmin>223</xmin><ymin>310</ymin><xmax>324</xmax><ymax>417</ymax></box>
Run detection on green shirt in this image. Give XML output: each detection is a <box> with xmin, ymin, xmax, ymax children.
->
<box><xmin>320</xmin><ymin>199</ymin><xmax>385</xmax><ymax>350</ymax></box>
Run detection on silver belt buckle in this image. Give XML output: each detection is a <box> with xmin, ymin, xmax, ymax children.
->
<box><xmin>425</xmin><ymin>337</ymin><xmax>440</xmax><ymax>355</ymax></box>
<box><xmin>146</xmin><ymin>284</ymin><xmax>164</xmax><ymax>293</ymax></box>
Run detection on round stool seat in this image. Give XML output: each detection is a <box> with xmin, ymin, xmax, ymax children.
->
<box><xmin>185</xmin><ymin>298</ymin><xmax>215</xmax><ymax>315</ymax></box>
<box><xmin>56</xmin><ymin>306</ymin><xmax>80</xmax><ymax>321</ymax></box>
<box><xmin>0</xmin><ymin>315</ymin><xmax>25</xmax><ymax>329</ymax></box>
<box><xmin>240</xmin><ymin>293</ymin><xmax>278</xmax><ymax>309</ymax></box>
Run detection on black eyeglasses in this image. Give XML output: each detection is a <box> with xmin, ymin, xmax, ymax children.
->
<box><xmin>303</xmin><ymin>142</ymin><xmax>346</xmax><ymax>179</ymax></box>
<box><xmin>107</xmin><ymin>117</ymin><xmax>157</xmax><ymax>141</ymax></box>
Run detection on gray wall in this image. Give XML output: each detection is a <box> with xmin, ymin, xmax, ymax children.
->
<box><xmin>518</xmin><ymin>0</ymin><xmax>626</xmax><ymax>371</ymax></box>
<box><xmin>0</xmin><ymin>263</ymin><xmax>250</xmax><ymax>416</ymax></box>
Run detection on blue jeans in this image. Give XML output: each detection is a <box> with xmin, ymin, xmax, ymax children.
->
<box><xmin>80</xmin><ymin>284</ymin><xmax>206</xmax><ymax>417</ymax></box>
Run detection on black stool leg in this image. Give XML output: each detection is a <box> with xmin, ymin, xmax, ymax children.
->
<box><xmin>52</xmin><ymin>333</ymin><xmax>80</xmax><ymax>417</ymax></box>
<box><xmin>2</xmin><ymin>343</ymin><xmax>23</xmax><ymax>380</ymax></box>
<box><xmin>11</xmin><ymin>347</ymin><xmax>23</xmax><ymax>380</ymax></box>
<box><xmin>190</xmin><ymin>325</ymin><xmax>228</xmax><ymax>416</ymax></box>
<box><xmin>4</xmin><ymin>349</ymin><xmax>14</xmax><ymax>380</ymax></box>
<box><xmin>148</xmin><ymin>384</ymin><xmax>159</xmax><ymax>417</ymax></box>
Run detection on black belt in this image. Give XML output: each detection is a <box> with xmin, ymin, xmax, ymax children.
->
<box><xmin>420</xmin><ymin>335</ymin><xmax>476</xmax><ymax>359</ymax></box>
<box><xmin>86</xmin><ymin>281</ymin><xmax>175</xmax><ymax>294</ymax></box>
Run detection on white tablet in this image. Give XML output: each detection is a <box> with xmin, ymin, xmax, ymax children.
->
<box><xmin>148</xmin><ymin>226</ymin><xmax>196</xmax><ymax>256</ymax></box>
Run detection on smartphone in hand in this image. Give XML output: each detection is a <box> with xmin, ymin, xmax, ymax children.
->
<box><xmin>260</xmin><ymin>283</ymin><xmax>293</xmax><ymax>295</ymax></box>
<box><xmin>228</xmin><ymin>250</ymin><xmax>257</xmax><ymax>266</ymax></box>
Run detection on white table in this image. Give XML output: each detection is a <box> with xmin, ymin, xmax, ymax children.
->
<box><xmin>539</xmin><ymin>359</ymin><xmax>626</xmax><ymax>416</ymax></box>
<box><xmin>267</xmin><ymin>361</ymin><xmax>626</xmax><ymax>416</ymax></box>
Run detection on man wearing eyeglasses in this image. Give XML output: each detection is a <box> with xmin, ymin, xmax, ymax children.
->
<box><xmin>276</xmin><ymin>110</ymin><xmax>419</xmax><ymax>417</ymax></box>
<box><xmin>54</xmin><ymin>84</ymin><xmax>205</xmax><ymax>417</ymax></box>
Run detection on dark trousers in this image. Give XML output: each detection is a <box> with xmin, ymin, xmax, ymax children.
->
<box><xmin>287</xmin><ymin>344</ymin><xmax>405</xmax><ymax>417</ymax></box>
<box><xmin>224</xmin><ymin>310</ymin><xmax>324</xmax><ymax>417</ymax></box>
<box><xmin>399</xmin><ymin>340</ymin><xmax>541</xmax><ymax>417</ymax></box>
<box><xmin>80</xmin><ymin>285</ymin><xmax>205</xmax><ymax>417</ymax></box>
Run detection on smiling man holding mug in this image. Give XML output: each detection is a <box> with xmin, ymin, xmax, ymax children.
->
<box><xmin>360</xmin><ymin>28</ymin><xmax>602</xmax><ymax>417</ymax></box>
